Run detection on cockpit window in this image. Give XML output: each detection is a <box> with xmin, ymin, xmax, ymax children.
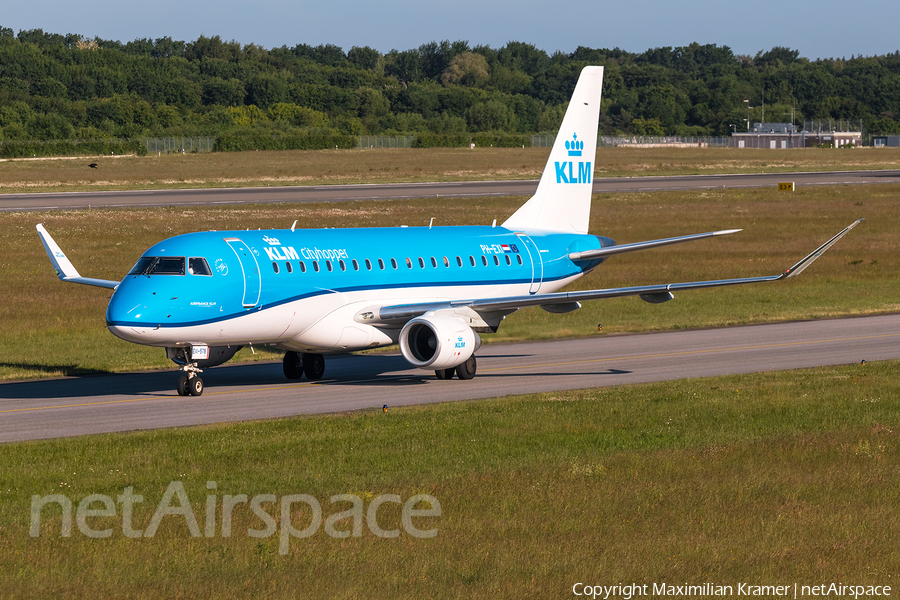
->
<box><xmin>128</xmin><ymin>257</ymin><xmax>155</xmax><ymax>275</ymax></box>
<box><xmin>189</xmin><ymin>257</ymin><xmax>212</xmax><ymax>276</ymax></box>
<box><xmin>128</xmin><ymin>256</ymin><xmax>186</xmax><ymax>276</ymax></box>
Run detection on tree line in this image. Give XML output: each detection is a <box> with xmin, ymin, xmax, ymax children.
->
<box><xmin>1</xmin><ymin>26</ymin><xmax>899</xmax><ymax>150</ymax></box>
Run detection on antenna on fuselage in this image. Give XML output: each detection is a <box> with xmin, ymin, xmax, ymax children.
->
<box><xmin>291</xmin><ymin>220</ymin><xmax>297</xmax><ymax>232</ymax></box>
<box><xmin>491</xmin><ymin>219</ymin><xmax>496</xmax><ymax>227</ymax></box>
<box><xmin>429</xmin><ymin>217</ymin><xmax>434</xmax><ymax>229</ymax></box>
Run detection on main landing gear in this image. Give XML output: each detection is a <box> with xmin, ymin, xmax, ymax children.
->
<box><xmin>435</xmin><ymin>355</ymin><xmax>477</xmax><ymax>380</ymax></box>
<box><xmin>282</xmin><ymin>351</ymin><xmax>326</xmax><ymax>381</ymax></box>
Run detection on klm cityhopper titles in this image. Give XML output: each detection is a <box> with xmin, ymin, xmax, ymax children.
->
<box><xmin>37</xmin><ymin>66</ymin><xmax>863</xmax><ymax>396</ymax></box>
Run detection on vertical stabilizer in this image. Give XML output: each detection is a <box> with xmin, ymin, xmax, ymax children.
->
<box><xmin>502</xmin><ymin>66</ymin><xmax>603</xmax><ymax>234</ymax></box>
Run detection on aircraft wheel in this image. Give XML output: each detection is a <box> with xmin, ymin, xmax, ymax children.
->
<box><xmin>435</xmin><ymin>368</ymin><xmax>454</xmax><ymax>380</ymax></box>
<box><xmin>456</xmin><ymin>355</ymin><xmax>477</xmax><ymax>380</ymax></box>
<box><xmin>303</xmin><ymin>353</ymin><xmax>325</xmax><ymax>380</ymax></box>
<box><xmin>177</xmin><ymin>375</ymin><xmax>189</xmax><ymax>396</ymax></box>
<box><xmin>188</xmin><ymin>376</ymin><xmax>204</xmax><ymax>396</ymax></box>
<box><xmin>283</xmin><ymin>351</ymin><xmax>304</xmax><ymax>379</ymax></box>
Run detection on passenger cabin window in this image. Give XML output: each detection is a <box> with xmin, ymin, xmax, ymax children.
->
<box><xmin>313</xmin><ymin>261</ymin><xmax>320</xmax><ymax>272</ymax></box>
<box><xmin>128</xmin><ymin>256</ymin><xmax>186</xmax><ymax>276</ymax></box>
<box><xmin>406</xmin><ymin>258</ymin><xmax>413</xmax><ymax>269</ymax></box>
<box><xmin>493</xmin><ymin>256</ymin><xmax>500</xmax><ymax>266</ymax></box>
<box><xmin>390</xmin><ymin>258</ymin><xmax>398</xmax><ymax>269</ymax></box>
<box><xmin>339</xmin><ymin>259</ymin><xmax>346</xmax><ymax>271</ymax></box>
<box><xmin>481</xmin><ymin>256</ymin><xmax>488</xmax><ymax>266</ymax></box>
<box><xmin>378</xmin><ymin>259</ymin><xmax>385</xmax><ymax>270</ymax></box>
<box><xmin>457</xmin><ymin>256</ymin><xmax>463</xmax><ymax>267</ymax></box>
<box><xmin>299</xmin><ymin>261</ymin><xmax>307</xmax><ymax>273</ymax></box>
<box><xmin>272</xmin><ymin>262</ymin><xmax>280</xmax><ymax>274</ymax></box>
<box><xmin>365</xmin><ymin>259</ymin><xmax>372</xmax><ymax>270</ymax></box>
<box><xmin>470</xmin><ymin>256</ymin><xmax>476</xmax><ymax>267</ymax></box>
<box><xmin>188</xmin><ymin>257</ymin><xmax>212</xmax><ymax>276</ymax></box>
<box><xmin>517</xmin><ymin>255</ymin><xmax>523</xmax><ymax>265</ymax></box>
<box><xmin>286</xmin><ymin>262</ymin><xmax>293</xmax><ymax>273</ymax></box>
<box><xmin>430</xmin><ymin>257</ymin><xmax>437</xmax><ymax>268</ymax></box>
<box><xmin>418</xmin><ymin>257</ymin><xmax>425</xmax><ymax>268</ymax></box>
<box><xmin>352</xmin><ymin>259</ymin><xmax>359</xmax><ymax>271</ymax></box>
<box><xmin>505</xmin><ymin>255</ymin><xmax>511</xmax><ymax>265</ymax></box>
<box><xmin>443</xmin><ymin>256</ymin><xmax>449</xmax><ymax>267</ymax></box>
<box><xmin>326</xmin><ymin>260</ymin><xmax>333</xmax><ymax>272</ymax></box>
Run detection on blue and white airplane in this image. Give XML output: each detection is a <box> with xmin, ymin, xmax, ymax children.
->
<box><xmin>37</xmin><ymin>66</ymin><xmax>862</xmax><ymax>396</ymax></box>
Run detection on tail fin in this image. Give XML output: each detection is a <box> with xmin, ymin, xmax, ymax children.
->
<box><xmin>502</xmin><ymin>66</ymin><xmax>604</xmax><ymax>234</ymax></box>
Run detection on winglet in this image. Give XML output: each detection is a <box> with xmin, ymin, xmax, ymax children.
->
<box><xmin>37</xmin><ymin>223</ymin><xmax>82</xmax><ymax>280</ymax></box>
<box><xmin>36</xmin><ymin>224</ymin><xmax>120</xmax><ymax>289</ymax></box>
<box><xmin>781</xmin><ymin>219</ymin><xmax>865</xmax><ymax>279</ymax></box>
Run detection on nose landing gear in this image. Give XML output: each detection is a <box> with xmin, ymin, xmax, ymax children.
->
<box><xmin>176</xmin><ymin>365</ymin><xmax>204</xmax><ymax>396</ymax></box>
<box><xmin>176</xmin><ymin>372</ymin><xmax>204</xmax><ymax>396</ymax></box>
<box><xmin>168</xmin><ymin>346</ymin><xmax>205</xmax><ymax>396</ymax></box>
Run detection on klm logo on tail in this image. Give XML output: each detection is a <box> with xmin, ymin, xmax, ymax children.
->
<box><xmin>555</xmin><ymin>133</ymin><xmax>591</xmax><ymax>184</ymax></box>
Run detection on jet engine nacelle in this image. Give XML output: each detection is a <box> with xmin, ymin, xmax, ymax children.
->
<box><xmin>399</xmin><ymin>315</ymin><xmax>482</xmax><ymax>370</ymax></box>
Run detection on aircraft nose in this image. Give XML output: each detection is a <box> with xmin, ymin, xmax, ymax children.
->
<box><xmin>105</xmin><ymin>281</ymin><xmax>150</xmax><ymax>343</ymax></box>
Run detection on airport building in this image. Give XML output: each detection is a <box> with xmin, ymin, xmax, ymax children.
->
<box><xmin>732</xmin><ymin>122</ymin><xmax>862</xmax><ymax>148</ymax></box>
<box><xmin>872</xmin><ymin>135</ymin><xmax>900</xmax><ymax>147</ymax></box>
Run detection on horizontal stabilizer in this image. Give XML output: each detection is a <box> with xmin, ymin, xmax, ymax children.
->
<box><xmin>569</xmin><ymin>229</ymin><xmax>742</xmax><ymax>261</ymax></box>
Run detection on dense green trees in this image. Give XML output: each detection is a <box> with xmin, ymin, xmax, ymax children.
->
<box><xmin>0</xmin><ymin>27</ymin><xmax>898</xmax><ymax>147</ymax></box>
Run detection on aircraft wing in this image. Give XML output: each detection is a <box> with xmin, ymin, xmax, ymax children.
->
<box><xmin>362</xmin><ymin>219</ymin><xmax>864</xmax><ymax>325</ymax></box>
<box><xmin>36</xmin><ymin>224</ymin><xmax>120</xmax><ymax>289</ymax></box>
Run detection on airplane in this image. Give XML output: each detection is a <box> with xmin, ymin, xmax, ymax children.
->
<box><xmin>36</xmin><ymin>66</ymin><xmax>862</xmax><ymax>396</ymax></box>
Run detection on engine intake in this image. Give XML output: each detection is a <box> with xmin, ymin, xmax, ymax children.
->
<box><xmin>399</xmin><ymin>315</ymin><xmax>481</xmax><ymax>370</ymax></box>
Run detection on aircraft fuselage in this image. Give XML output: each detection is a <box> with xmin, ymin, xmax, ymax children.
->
<box><xmin>105</xmin><ymin>226</ymin><xmax>607</xmax><ymax>353</ymax></box>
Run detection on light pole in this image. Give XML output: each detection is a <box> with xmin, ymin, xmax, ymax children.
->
<box><xmin>744</xmin><ymin>100</ymin><xmax>751</xmax><ymax>131</ymax></box>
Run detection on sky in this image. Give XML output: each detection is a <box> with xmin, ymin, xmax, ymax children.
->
<box><xmin>4</xmin><ymin>0</ymin><xmax>899</xmax><ymax>61</ymax></box>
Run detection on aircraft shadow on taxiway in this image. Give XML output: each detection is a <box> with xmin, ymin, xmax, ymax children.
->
<box><xmin>0</xmin><ymin>352</ymin><xmax>633</xmax><ymax>399</ymax></box>
<box><xmin>0</xmin><ymin>355</ymin><xmax>405</xmax><ymax>400</ymax></box>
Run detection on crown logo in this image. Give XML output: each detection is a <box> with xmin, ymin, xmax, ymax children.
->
<box><xmin>565</xmin><ymin>133</ymin><xmax>583</xmax><ymax>157</ymax></box>
<box><xmin>263</xmin><ymin>235</ymin><xmax>281</xmax><ymax>245</ymax></box>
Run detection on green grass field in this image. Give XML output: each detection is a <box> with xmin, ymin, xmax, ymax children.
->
<box><xmin>3</xmin><ymin>361</ymin><xmax>899</xmax><ymax>598</ymax></box>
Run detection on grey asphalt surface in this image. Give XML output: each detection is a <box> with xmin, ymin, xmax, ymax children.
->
<box><xmin>3</xmin><ymin>170</ymin><xmax>900</xmax><ymax>211</ymax></box>
<box><xmin>2</xmin><ymin>313</ymin><xmax>898</xmax><ymax>443</ymax></box>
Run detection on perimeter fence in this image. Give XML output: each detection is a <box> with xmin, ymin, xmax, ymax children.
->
<box><xmin>531</xmin><ymin>135</ymin><xmax>734</xmax><ymax>148</ymax></box>
<box><xmin>144</xmin><ymin>137</ymin><xmax>215</xmax><ymax>154</ymax></box>
<box><xmin>9</xmin><ymin>131</ymin><xmax>889</xmax><ymax>160</ymax></box>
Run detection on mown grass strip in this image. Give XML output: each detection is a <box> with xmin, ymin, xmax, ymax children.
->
<box><xmin>1</xmin><ymin>360</ymin><xmax>898</xmax><ymax>598</ymax></box>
